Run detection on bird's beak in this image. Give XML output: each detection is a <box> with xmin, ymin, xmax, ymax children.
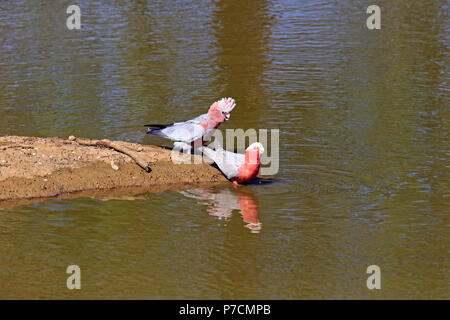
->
<box><xmin>225</xmin><ymin>113</ymin><xmax>230</xmax><ymax>120</ymax></box>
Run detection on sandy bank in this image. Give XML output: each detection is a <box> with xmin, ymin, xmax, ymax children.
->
<box><xmin>0</xmin><ymin>136</ymin><xmax>227</xmax><ymax>205</ymax></box>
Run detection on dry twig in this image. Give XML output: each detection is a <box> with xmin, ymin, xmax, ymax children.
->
<box><xmin>73</xmin><ymin>138</ymin><xmax>152</xmax><ymax>172</ymax></box>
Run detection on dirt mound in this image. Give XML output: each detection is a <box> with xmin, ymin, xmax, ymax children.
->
<box><xmin>0</xmin><ymin>136</ymin><xmax>227</xmax><ymax>206</ymax></box>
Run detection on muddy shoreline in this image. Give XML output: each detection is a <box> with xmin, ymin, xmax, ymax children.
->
<box><xmin>0</xmin><ymin>136</ymin><xmax>227</xmax><ymax>207</ymax></box>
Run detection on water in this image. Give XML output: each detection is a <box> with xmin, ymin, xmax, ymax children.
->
<box><xmin>0</xmin><ymin>0</ymin><xmax>448</xmax><ymax>299</ymax></box>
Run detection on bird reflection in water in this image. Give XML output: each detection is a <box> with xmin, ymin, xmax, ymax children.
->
<box><xmin>180</xmin><ymin>185</ymin><xmax>261</xmax><ymax>233</ymax></box>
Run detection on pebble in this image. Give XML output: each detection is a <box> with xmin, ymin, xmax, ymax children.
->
<box><xmin>68</xmin><ymin>135</ymin><xmax>76</xmax><ymax>141</ymax></box>
<box><xmin>137</xmin><ymin>147</ymin><xmax>143</xmax><ymax>152</ymax></box>
<box><xmin>110</xmin><ymin>160</ymin><xmax>119</xmax><ymax>171</ymax></box>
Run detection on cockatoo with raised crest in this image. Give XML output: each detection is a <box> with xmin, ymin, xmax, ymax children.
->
<box><xmin>145</xmin><ymin>98</ymin><xmax>236</xmax><ymax>150</ymax></box>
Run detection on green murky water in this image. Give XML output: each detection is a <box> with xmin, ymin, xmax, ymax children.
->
<box><xmin>0</xmin><ymin>1</ymin><xmax>448</xmax><ymax>299</ymax></box>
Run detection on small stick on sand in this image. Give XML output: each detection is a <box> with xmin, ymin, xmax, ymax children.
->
<box><xmin>73</xmin><ymin>137</ymin><xmax>152</xmax><ymax>172</ymax></box>
<box><xmin>0</xmin><ymin>145</ymin><xmax>35</xmax><ymax>151</ymax></box>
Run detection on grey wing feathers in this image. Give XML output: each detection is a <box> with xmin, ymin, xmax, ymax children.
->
<box><xmin>185</xmin><ymin>113</ymin><xmax>208</xmax><ymax>124</ymax></box>
<box><xmin>212</xmin><ymin>148</ymin><xmax>241</xmax><ymax>179</ymax></box>
<box><xmin>158</xmin><ymin>122</ymin><xmax>205</xmax><ymax>143</ymax></box>
<box><xmin>201</xmin><ymin>146</ymin><xmax>216</xmax><ymax>161</ymax></box>
<box><xmin>227</xmin><ymin>150</ymin><xmax>245</xmax><ymax>165</ymax></box>
<box><xmin>147</xmin><ymin>113</ymin><xmax>208</xmax><ymax>143</ymax></box>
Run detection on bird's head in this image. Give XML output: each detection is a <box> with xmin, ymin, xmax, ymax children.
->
<box><xmin>245</xmin><ymin>142</ymin><xmax>264</xmax><ymax>165</ymax></box>
<box><xmin>246</xmin><ymin>142</ymin><xmax>265</xmax><ymax>154</ymax></box>
<box><xmin>208</xmin><ymin>97</ymin><xmax>236</xmax><ymax>122</ymax></box>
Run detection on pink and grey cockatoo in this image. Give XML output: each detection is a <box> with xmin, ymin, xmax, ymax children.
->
<box><xmin>145</xmin><ymin>98</ymin><xmax>236</xmax><ymax>149</ymax></box>
<box><xmin>201</xmin><ymin>142</ymin><xmax>265</xmax><ymax>184</ymax></box>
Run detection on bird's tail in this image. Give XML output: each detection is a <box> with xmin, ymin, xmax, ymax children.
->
<box><xmin>144</xmin><ymin>124</ymin><xmax>171</xmax><ymax>135</ymax></box>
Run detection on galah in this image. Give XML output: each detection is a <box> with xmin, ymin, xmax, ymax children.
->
<box><xmin>145</xmin><ymin>98</ymin><xmax>236</xmax><ymax>149</ymax></box>
<box><xmin>201</xmin><ymin>142</ymin><xmax>265</xmax><ymax>184</ymax></box>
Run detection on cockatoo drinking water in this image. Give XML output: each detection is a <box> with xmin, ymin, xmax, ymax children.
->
<box><xmin>201</xmin><ymin>142</ymin><xmax>265</xmax><ymax>184</ymax></box>
<box><xmin>145</xmin><ymin>98</ymin><xmax>236</xmax><ymax>151</ymax></box>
